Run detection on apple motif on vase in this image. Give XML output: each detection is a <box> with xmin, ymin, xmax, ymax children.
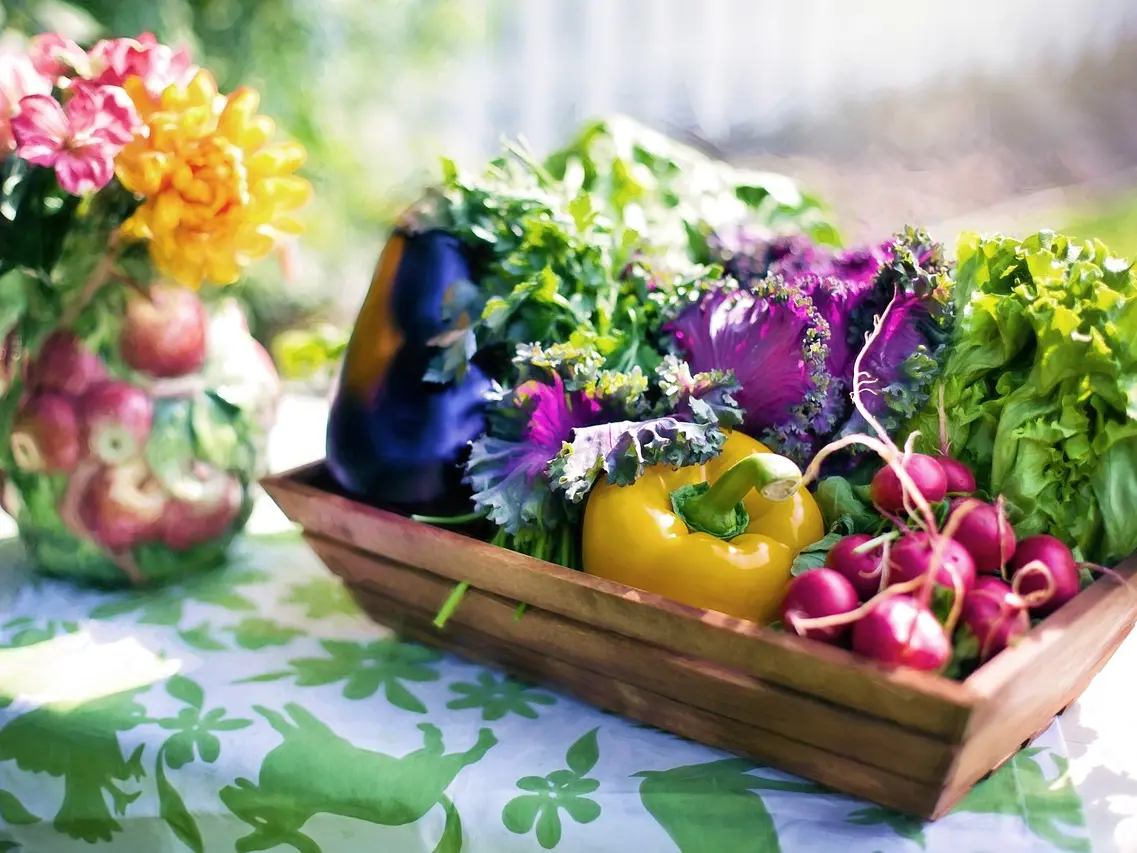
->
<box><xmin>0</xmin><ymin>282</ymin><xmax>280</xmax><ymax>587</ymax></box>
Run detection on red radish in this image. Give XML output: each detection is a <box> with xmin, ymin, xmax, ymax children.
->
<box><xmin>780</xmin><ymin>569</ymin><xmax>860</xmax><ymax>644</ymax></box>
<box><xmin>851</xmin><ymin>595</ymin><xmax>950</xmax><ymax>671</ymax></box>
<box><xmin>936</xmin><ymin>456</ymin><xmax>976</xmax><ymax>494</ymax></box>
<box><xmin>825</xmin><ymin>534</ymin><xmax>886</xmax><ymax>600</ymax></box>
<box><xmin>886</xmin><ymin>531</ymin><xmax>976</xmax><ymax>599</ymax></box>
<box><xmin>948</xmin><ymin>498</ymin><xmax>1016</xmax><ymax>575</ymax></box>
<box><xmin>870</xmin><ymin>454</ymin><xmax>948</xmax><ymax>514</ymax></box>
<box><xmin>960</xmin><ymin>576</ymin><xmax>1030</xmax><ymax>660</ymax></box>
<box><xmin>1009</xmin><ymin>535</ymin><xmax>1079</xmax><ymax>616</ymax></box>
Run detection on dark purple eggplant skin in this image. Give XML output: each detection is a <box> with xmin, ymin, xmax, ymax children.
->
<box><xmin>326</xmin><ymin>229</ymin><xmax>491</xmax><ymax>512</ymax></box>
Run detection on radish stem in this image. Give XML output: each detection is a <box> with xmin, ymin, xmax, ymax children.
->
<box><xmin>853</xmin><ymin>530</ymin><xmax>900</xmax><ymax>555</ymax></box>
<box><xmin>937</xmin><ymin>382</ymin><xmax>950</xmax><ymax>456</ymax></box>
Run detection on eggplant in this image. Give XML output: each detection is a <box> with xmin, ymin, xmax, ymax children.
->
<box><xmin>326</xmin><ymin>229</ymin><xmax>490</xmax><ymax>512</ymax></box>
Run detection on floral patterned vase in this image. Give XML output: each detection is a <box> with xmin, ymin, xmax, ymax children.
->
<box><xmin>0</xmin><ymin>283</ymin><xmax>280</xmax><ymax>588</ymax></box>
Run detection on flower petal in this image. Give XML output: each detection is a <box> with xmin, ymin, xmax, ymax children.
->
<box><xmin>218</xmin><ymin>87</ymin><xmax>260</xmax><ymax>140</ymax></box>
<box><xmin>0</xmin><ymin>52</ymin><xmax>52</xmax><ymax>105</ymax></box>
<box><xmin>10</xmin><ymin>94</ymin><xmax>68</xmax><ymax>165</ymax></box>
<box><xmin>28</xmin><ymin>34</ymin><xmax>88</xmax><ymax>80</ymax></box>
<box><xmin>55</xmin><ymin>144</ymin><xmax>116</xmax><ymax>195</ymax></box>
<box><xmin>67</xmin><ymin>84</ymin><xmax>140</xmax><ymax>145</ymax></box>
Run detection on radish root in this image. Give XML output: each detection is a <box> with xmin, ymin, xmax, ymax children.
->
<box><xmin>1010</xmin><ymin>560</ymin><xmax>1058</xmax><ymax>610</ymax></box>
<box><xmin>786</xmin><ymin>575</ymin><xmax>929</xmax><ymax>634</ymax></box>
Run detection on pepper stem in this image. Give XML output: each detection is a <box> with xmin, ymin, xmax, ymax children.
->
<box><xmin>671</xmin><ymin>453</ymin><xmax>803</xmax><ymax>540</ymax></box>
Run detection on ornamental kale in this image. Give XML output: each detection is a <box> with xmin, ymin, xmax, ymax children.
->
<box><xmin>665</xmin><ymin>226</ymin><xmax>954</xmax><ymax>466</ymax></box>
<box><xmin>664</xmin><ymin>275</ymin><xmax>832</xmax><ymax>464</ymax></box>
<box><xmin>462</xmin><ymin>343</ymin><xmax>741</xmax><ymax>567</ymax></box>
<box><xmin>708</xmin><ymin>227</ymin><xmax>887</xmax><ymax>286</ymax></box>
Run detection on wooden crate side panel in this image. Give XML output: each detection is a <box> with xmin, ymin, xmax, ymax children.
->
<box><xmin>264</xmin><ymin>473</ymin><xmax>975</xmax><ymax>739</ymax></box>
<box><xmin>345</xmin><ymin>577</ymin><xmax>945</xmax><ymax>819</ymax></box>
<box><xmin>306</xmin><ymin>533</ymin><xmax>959</xmax><ymax>785</ymax></box>
<box><xmin>935</xmin><ymin>564</ymin><xmax>1137</xmax><ymax>817</ymax></box>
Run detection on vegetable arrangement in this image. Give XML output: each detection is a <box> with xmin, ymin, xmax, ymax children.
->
<box><xmin>323</xmin><ymin>116</ymin><xmax>1137</xmax><ymax>680</ymax></box>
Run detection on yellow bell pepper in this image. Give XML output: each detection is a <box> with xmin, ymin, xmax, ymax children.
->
<box><xmin>581</xmin><ymin>430</ymin><xmax>825</xmax><ymax>623</ymax></box>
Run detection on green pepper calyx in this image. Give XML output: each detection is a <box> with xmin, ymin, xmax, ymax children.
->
<box><xmin>670</xmin><ymin>453</ymin><xmax>803</xmax><ymax>540</ymax></box>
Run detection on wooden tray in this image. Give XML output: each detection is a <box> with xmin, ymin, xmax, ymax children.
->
<box><xmin>262</xmin><ymin>461</ymin><xmax>1137</xmax><ymax>820</ymax></box>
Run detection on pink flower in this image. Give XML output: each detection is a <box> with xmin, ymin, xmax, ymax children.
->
<box><xmin>28</xmin><ymin>33</ymin><xmax>88</xmax><ymax>83</ymax></box>
<box><xmin>0</xmin><ymin>51</ymin><xmax>52</xmax><ymax>157</ymax></box>
<box><xmin>11</xmin><ymin>85</ymin><xmax>140</xmax><ymax>195</ymax></box>
<box><xmin>88</xmin><ymin>32</ymin><xmax>196</xmax><ymax>99</ymax></box>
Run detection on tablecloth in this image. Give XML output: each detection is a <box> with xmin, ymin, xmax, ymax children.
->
<box><xmin>0</xmin><ymin>395</ymin><xmax>1132</xmax><ymax>853</ymax></box>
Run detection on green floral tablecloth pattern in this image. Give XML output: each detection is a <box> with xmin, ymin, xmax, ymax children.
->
<box><xmin>0</xmin><ymin>533</ymin><xmax>1093</xmax><ymax>853</ymax></box>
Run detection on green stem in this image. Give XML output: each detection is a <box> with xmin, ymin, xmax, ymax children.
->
<box><xmin>433</xmin><ymin>581</ymin><xmax>470</xmax><ymax>629</ymax></box>
<box><xmin>411</xmin><ymin>511</ymin><xmax>486</xmax><ymax>526</ymax></box>
<box><xmin>671</xmin><ymin>453</ymin><xmax>802</xmax><ymax>540</ymax></box>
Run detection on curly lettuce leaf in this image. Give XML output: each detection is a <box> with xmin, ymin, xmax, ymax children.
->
<box><xmin>907</xmin><ymin>229</ymin><xmax>1137</xmax><ymax>564</ymax></box>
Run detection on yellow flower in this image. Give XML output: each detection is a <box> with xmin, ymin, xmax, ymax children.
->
<box><xmin>115</xmin><ymin>69</ymin><xmax>310</xmax><ymax>288</ymax></box>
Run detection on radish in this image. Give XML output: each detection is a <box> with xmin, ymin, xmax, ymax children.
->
<box><xmin>930</xmin><ymin>384</ymin><xmax>975</xmax><ymax>494</ymax></box>
<box><xmin>870</xmin><ymin>453</ymin><xmax>948</xmax><ymax>514</ymax></box>
<box><xmin>936</xmin><ymin>456</ymin><xmax>977</xmax><ymax>494</ymax></box>
<box><xmin>851</xmin><ymin>595</ymin><xmax>950</xmax><ymax>671</ymax></box>
<box><xmin>1009</xmin><ymin>535</ymin><xmax>1079</xmax><ymax>616</ymax></box>
<box><xmin>960</xmin><ymin>576</ymin><xmax>1030</xmax><ymax>660</ymax></box>
<box><xmin>824</xmin><ymin>534</ymin><xmax>886</xmax><ymax>600</ymax></box>
<box><xmin>780</xmin><ymin>569</ymin><xmax>861</xmax><ymax>644</ymax></box>
<box><xmin>949</xmin><ymin>498</ymin><xmax>1016</xmax><ymax>575</ymax></box>
<box><xmin>886</xmin><ymin>531</ymin><xmax>976</xmax><ymax>599</ymax></box>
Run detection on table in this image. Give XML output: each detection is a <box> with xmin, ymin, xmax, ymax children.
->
<box><xmin>0</xmin><ymin>395</ymin><xmax>1133</xmax><ymax>853</ymax></box>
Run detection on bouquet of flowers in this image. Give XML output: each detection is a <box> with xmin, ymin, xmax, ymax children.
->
<box><xmin>0</xmin><ymin>31</ymin><xmax>310</xmax><ymax>587</ymax></box>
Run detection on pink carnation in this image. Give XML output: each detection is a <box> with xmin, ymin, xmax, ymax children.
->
<box><xmin>0</xmin><ymin>51</ymin><xmax>52</xmax><ymax>157</ymax></box>
<box><xmin>11</xmin><ymin>85</ymin><xmax>140</xmax><ymax>195</ymax></box>
<box><xmin>87</xmin><ymin>32</ymin><xmax>196</xmax><ymax>98</ymax></box>
<box><xmin>28</xmin><ymin>33</ymin><xmax>88</xmax><ymax>83</ymax></box>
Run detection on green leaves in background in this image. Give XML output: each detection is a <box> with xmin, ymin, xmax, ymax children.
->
<box><xmin>502</xmin><ymin>728</ymin><xmax>602</xmax><ymax>850</ymax></box>
<box><xmin>446</xmin><ymin>672</ymin><xmax>557</xmax><ymax>721</ymax></box>
<box><xmin>271</xmin><ymin>324</ymin><xmax>349</xmax><ymax>381</ymax></box>
<box><xmin>0</xmin><ymin>159</ymin><xmax>81</xmax><ymax>279</ymax></box>
<box><xmin>239</xmin><ymin>638</ymin><xmax>443</xmax><ymax>713</ymax></box>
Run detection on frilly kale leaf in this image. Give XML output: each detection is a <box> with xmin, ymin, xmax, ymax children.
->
<box><xmin>549</xmin><ymin>411</ymin><xmax>727</xmax><ymax>505</ymax></box>
<box><xmin>463</xmin><ymin>343</ymin><xmax>739</xmax><ymax>537</ymax></box>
